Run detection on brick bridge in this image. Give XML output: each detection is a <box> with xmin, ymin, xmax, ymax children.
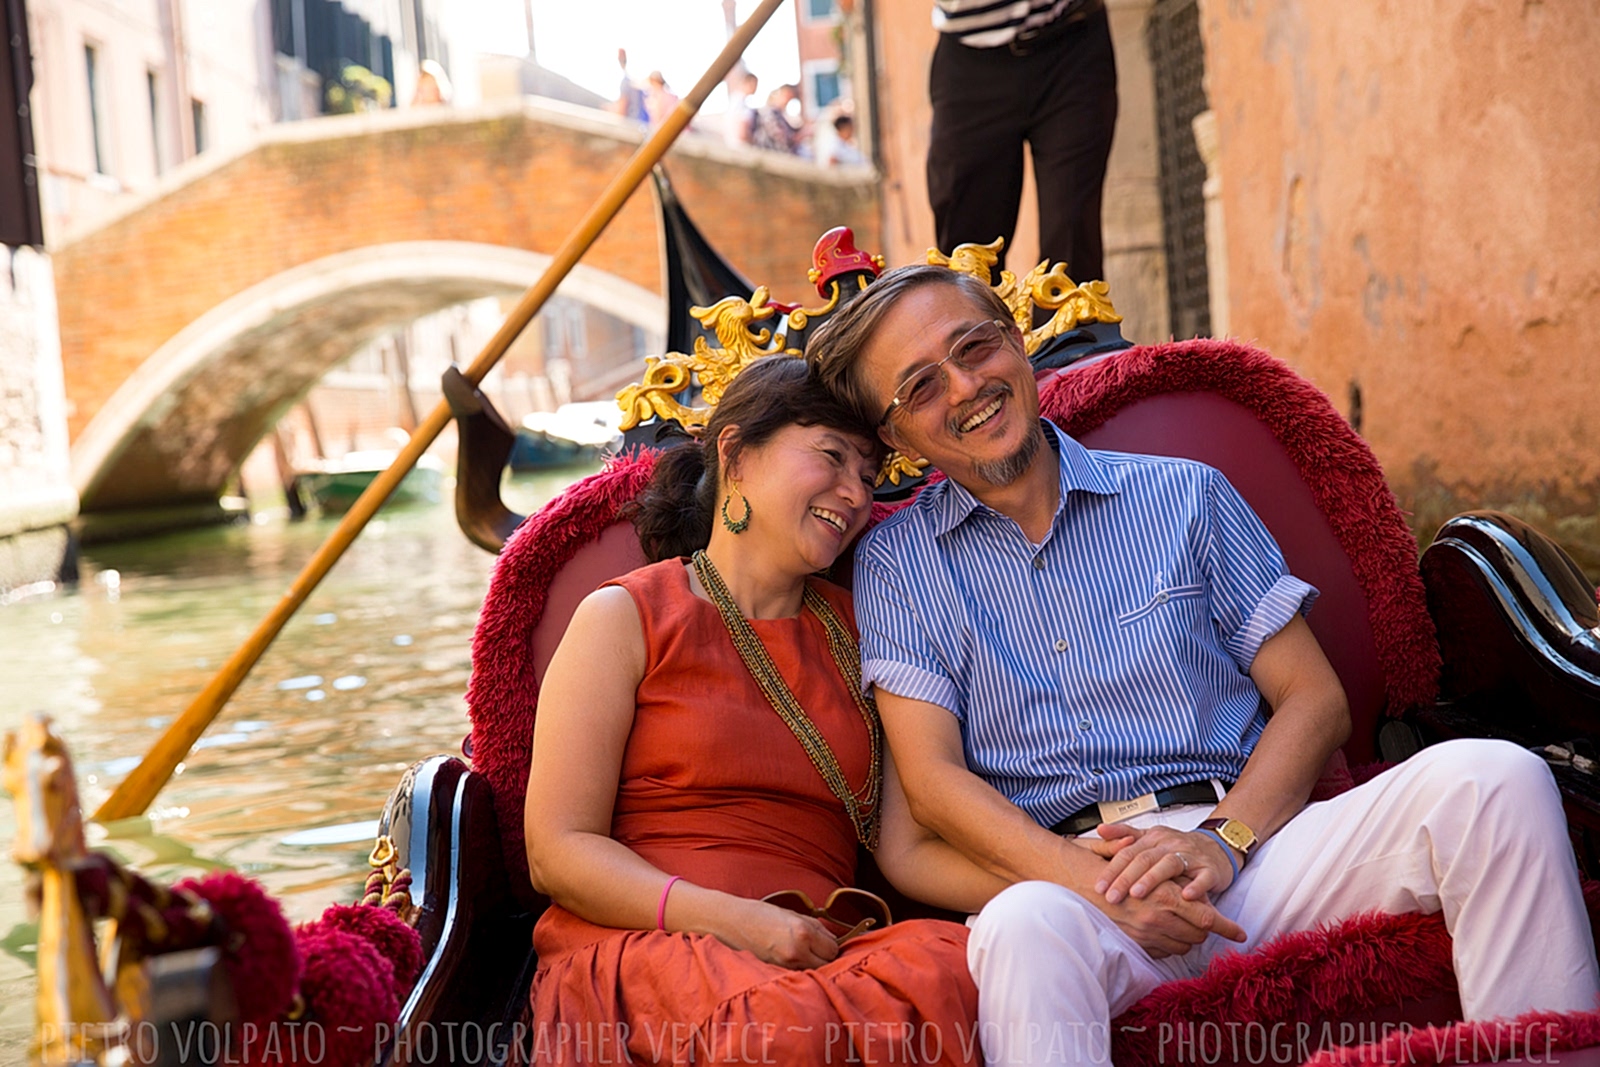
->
<box><xmin>55</xmin><ymin>99</ymin><xmax>879</xmax><ymax>516</ymax></box>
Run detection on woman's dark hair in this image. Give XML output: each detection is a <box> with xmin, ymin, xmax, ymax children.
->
<box><xmin>629</xmin><ymin>356</ymin><xmax>881</xmax><ymax>562</ymax></box>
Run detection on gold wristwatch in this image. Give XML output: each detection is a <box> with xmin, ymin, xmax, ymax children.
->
<box><xmin>1198</xmin><ymin>817</ymin><xmax>1257</xmax><ymax>862</ymax></box>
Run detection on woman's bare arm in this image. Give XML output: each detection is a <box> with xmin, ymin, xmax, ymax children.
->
<box><xmin>872</xmin><ymin>748</ymin><xmax>1011</xmax><ymax>914</ymax></box>
<box><xmin>524</xmin><ymin>584</ymin><xmax>839</xmax><ymax>968</ymax></box>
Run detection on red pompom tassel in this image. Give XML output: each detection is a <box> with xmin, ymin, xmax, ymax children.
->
<box><xmin>177</xmin><ymin>872</ymin><xmax>300</xmax><ymax>1028</ymax></box>
<box><xmin>301</xmin><ymin>904</ymin><xmax>423</xmax><ymax>1000</ymax></box>
<box><xmin>276</xmin><ymin>928</ymin><xmax>398</xmax><ymax>1067</ymax></box>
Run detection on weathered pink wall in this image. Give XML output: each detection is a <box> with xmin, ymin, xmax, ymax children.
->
<box><xmin>1200</xmin><ymin>1</ymin><xmax>1600</xmax><ymax>550</ymax></box>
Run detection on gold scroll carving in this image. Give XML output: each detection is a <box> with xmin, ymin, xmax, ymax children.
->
<box><xmin>927</xmin><ymin>238</ymin><xmax>1121</xmax><ymax>354</ymax></box>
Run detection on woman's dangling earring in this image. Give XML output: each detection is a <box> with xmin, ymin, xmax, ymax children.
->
<box><xmin>721</xmin><ymin>485</ymin><xmax>752</xmax><ymax>534</ymax></box>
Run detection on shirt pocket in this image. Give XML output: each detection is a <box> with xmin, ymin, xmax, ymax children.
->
<box><xmin>1115</xmin><ymin>584</ymin><xmax>1207</xmax><ymax>627</ymax></box>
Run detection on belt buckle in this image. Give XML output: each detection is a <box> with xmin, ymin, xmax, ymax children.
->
<box><xmin>1096</xmin><ymin>791</ymin><xmax>1159</xmax><ymax>825</ymax></box>
<box><xmin>1008</xmin><ymin>28</ymin><xmax>1040</xmax><ymax>55</ymax></box>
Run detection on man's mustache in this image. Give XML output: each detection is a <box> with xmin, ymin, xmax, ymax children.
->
<box><xmin>947</xmin><ymin>383</ymin><xmax>1012</xmax><ymax>435</ymax></box>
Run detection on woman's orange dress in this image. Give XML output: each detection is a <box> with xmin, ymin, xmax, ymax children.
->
<box><xmin>528</xmin><ymin>559</ymin><xmax>979</xmax><ymax>1065</ymax></box>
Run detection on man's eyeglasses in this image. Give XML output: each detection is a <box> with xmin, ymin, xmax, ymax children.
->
<box><xmin>878</xmin><ymin>318</ymin><xmax>1016</xmax><ymax>427</ymax></box>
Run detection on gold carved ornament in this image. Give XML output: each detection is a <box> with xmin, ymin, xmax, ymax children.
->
<box><xmin>619</xmin><ymin>286</ymin><xmax>800</xmax><ymax>432</ymax></box>
<box><xmin>5</xmin><ymin>716</ymin><xmax>116</xmax><ymax>1065</ymax></box>
<box><xmin>926</xmin><ymin>237</ymin><xmax>1121</xmax><ymax>355</ymax></box>
<box><xmin>615</xmin><ymin>237</ymin><xmax>1118</xmax><ymax>487</ymax></box>
<box><xmin>5</xmin><ymin>718</ymin><xmax>422</xmax><ymax>1066</ymax></box>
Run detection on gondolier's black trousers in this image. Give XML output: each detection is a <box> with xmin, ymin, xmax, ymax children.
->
<box><xmin>926</xmin><ymin>5</ymin><xmax>1119</xmax><ymax>283</ymax></box>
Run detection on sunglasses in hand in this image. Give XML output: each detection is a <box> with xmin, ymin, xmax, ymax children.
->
<box><xmin>762</xmin><ymin>887</ymin><xmax>894</xmax><ymax>945</ymax></box>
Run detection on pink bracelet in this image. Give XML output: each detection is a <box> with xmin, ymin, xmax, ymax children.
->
<box><xmin>657</xmin><ymin>875</ymin><xmax>683</xmax><ymax>931</ymax></box>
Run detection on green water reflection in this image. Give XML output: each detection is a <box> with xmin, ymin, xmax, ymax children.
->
<box><xmin>0</xmin><ymin>467</ymin><xmax>594</xmax><ymax>1061</ymax></box>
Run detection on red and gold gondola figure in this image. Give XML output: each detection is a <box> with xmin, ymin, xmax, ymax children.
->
<box><xmin>6</xmin><ymin>716</ymin><xmax>116</xmax><ymax>1065</ymax></box>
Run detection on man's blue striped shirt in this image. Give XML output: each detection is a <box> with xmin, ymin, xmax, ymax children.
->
<box><xmin>853</xmin><ymin>422</ymin><xmax>1317</xmax><ymax>828</ymax></box>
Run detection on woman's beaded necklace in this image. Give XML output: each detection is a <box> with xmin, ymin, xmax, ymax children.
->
<box><xmin>691</xmin><ymin>550</ymin><xmax>882</xmax><ymax>849</ymax></box>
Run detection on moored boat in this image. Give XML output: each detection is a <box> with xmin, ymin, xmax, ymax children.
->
<box><xmin>508</xmin><ymin>403</ymin><xmax>623</xmax><ymax>472</ymax></box>
<box><xmin>291</xmin><ymin>450</ymin><xmax>445</xmax><ymax>514</ymax></box>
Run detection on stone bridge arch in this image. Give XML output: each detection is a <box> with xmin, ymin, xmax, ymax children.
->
<box><xmin>70</xmin><ymin>241</ymin><xmax>662</xmax><ymax>512</ymax></box>
<box><xmin>50</xmin><ymin>99</ymin><xmax>881</xmax><ymax>516</ymax></box>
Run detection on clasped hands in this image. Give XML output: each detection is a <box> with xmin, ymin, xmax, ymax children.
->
<box><xmin>1071</xmin><ymin>824</ymin><xmax>1248</xmax><ymax>958</ymax></box>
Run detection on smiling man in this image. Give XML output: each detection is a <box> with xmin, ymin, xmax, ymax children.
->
<box><xmin>805</xmin><ymin>264</ymin><xmax>1599</xmax><ymax>1065</ymax></box>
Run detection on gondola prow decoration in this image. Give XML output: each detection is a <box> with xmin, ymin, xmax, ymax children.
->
<box><xmin>5</xmin><ymin>717</ymin><xmax>244</xmax><ymax>1066</ymax></box>
<box><xmin>5</xmin><ymin>716</ymin><xmax>116</xmax><ymax>1064</ymax></box>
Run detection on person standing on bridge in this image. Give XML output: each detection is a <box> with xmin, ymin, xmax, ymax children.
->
<box><xmin>643</xmin><ymin>71</ymin><xmax>680</xmax><ymax>129</ymax></box>
<box><xmin>724</xmin><ymin>69</ymin><xmax>759</xmax><ymax>147</ymax></box>
<box><xmin>927</xmin><ymin>0</ymin><xmax>1118</xmax><ymax>283</ymax></box>
<box><xmin>752</xmin><ymin>83</ymin><xmax>803</xmax><ymax>155</ymax></box>
<box><xmin>612</xmin><ymin>49</ymin><xmax>648</xmax><ymax>124</ymax></box>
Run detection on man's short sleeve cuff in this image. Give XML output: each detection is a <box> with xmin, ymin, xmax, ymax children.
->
<box><xmin>861</xmin><ymin>658</ymin><xmax>964</xmax><ymax>720</ymax></box>
<box><xmin>1227</xmin><ymin>575</ymin><xmax>1320</xmax><ymax>669</ymax></box>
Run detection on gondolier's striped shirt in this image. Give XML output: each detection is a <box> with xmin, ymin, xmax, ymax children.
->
<box><xmin>853</xmin><ymin>422</ymin><xmax>1318</xmax><ymax>829</ymax></box>
<box><xmin>933</xmin><ymin>0</ymin><xmax>1091</xmax><ymax>47</ymax></box>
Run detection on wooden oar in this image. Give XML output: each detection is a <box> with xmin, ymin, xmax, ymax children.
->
<box><xmin>92</xmin><ymin>0</ymin><xmax>787</xmax><ymax>823</ymax></box>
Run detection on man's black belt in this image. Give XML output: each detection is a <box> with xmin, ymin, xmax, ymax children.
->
<box><xmin>1050</xmin><ymin>779</ymin><xmax>1228</xmax><ymax>837</ymax></box>
<box><xmin>1006</xmin><ymin>0</ymin><xmax>1105</xmax><ymax>55</ymax></box>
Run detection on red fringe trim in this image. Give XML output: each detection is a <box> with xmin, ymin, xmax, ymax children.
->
<box><xmin>1113</xmin><ymin>911</ymin><xmax>1457</xmax><ymax>1067</ymax></box>
<box><xmin>1039</xmin><ymin>339</ymin><xmax>1441</xmax><ymax>715</ymax></box>
<box><xmin>465</xmin><ymin>451</ymin><xmax>659</xmax><ymax>894</ymax></box>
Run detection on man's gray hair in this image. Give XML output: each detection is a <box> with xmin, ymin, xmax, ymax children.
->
<box><xmin>804</xmin><ymin>264</ymin><xmax>1015</xmax><ymax>427</ymax></box>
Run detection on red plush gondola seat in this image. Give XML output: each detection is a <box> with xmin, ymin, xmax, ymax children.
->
<box><xmin>465</xmin><ymin>337</ymin><xmax>1600</xmax><ymax>1067</ymax></box>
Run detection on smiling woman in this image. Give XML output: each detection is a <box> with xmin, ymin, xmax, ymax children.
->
<box><xmin>520</xmin><ymin>356</ymin><xmax>1000</xmax><ymax>1063</ymax></box>
<box><xmin>627</xmin><ymin>357</ymin><xmax>877</xmax><ymax>574</ymax></box>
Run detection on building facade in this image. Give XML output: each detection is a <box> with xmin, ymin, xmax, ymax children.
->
<box><xmin>26</xmin><ymin>0</ymin><xmax>272</xmax><ymax>241</ymax></box>
<box><xmin>2</xmin><ymin>1</ymin><xmax>72</xmax><ymax>592</ymax></box>
<box><xmin>26</xmin><ymin>0</ymin><xmax>450</xmax><ymax>242</ymax></box>
<box><xmin>795</xmin><ymin>0</ymin><xmax>845</xmax><ymax>119</ymax></box>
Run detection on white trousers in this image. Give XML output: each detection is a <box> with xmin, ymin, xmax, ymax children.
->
<box><xmin>966</xmin><ymin>739</ymin><xmax>1600</xmax><ymax>1066</ymax></box>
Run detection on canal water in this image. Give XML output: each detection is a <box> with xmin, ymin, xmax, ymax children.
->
<box><xmin>0</xmin><ymin>468</ymin><xmax>594</xmax><ymax>1062</ymax></box>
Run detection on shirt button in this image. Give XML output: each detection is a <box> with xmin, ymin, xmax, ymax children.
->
<box><xmin>1092</xmin><ymin>767</ymin><xmax>1105</xmax><ymax>775</ymax></box>
<box><xmin>1155</xmin><ymin>591</ymin><xmax>1170</xmax><ymax>604</ymax></box>
<box><xmin>1032</xmin><ymin>556</ymin><xmax>1045</xmax><ymax>570</ymax></box>
<box><xmin>1054</xmin><ymin>638</ymin><xmax>1068</xmax><ymax>652</ymax></box>
<box><xmin>1079</xmin><ymin>719</ymin><xmax>1093</xmax><ymax>731</ymax></box>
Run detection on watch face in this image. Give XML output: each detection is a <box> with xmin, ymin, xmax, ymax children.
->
<box><xmin>1219</xmin><ymin>822</ymin><xmax>1253</xmax><ymax>851</ymax></box>
<box><xmin>1204</xmin><ymin>817</ymin><xmax>1255</xmax><ymax>852</ymax></box>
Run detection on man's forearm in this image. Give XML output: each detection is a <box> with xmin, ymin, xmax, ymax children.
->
<box><xmin>1207</xmin><ymin>613</ymin><xmax>1353</xmax><ymax>849</ymax></box>
<box><xmin>1210</xmin><ymin>687</ymin><xmax>1349</xmax><ymax>846</ymax></box>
